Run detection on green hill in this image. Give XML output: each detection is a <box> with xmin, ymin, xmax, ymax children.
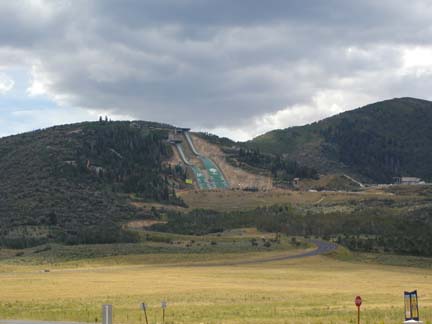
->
<box><xmin>2</xmin><ymin>97</ymin><xmax>432</xmax><ymax>249</ymax></box>
<box><xmin>0</xmin><ymin>120</ymin><xmax>186</xmax><ymax>248</ymax></box>
<box><xmin>249</xmin><ymin>97</ymin><xmax>432</xmax><ymax>183</ymax></box>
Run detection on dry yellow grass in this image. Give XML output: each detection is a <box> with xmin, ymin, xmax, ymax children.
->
<box><xmin>177</xmin><ymin>188</ymin><xmax>402</xmax><ymax>211</ymax></box>
<box><xmin>127</xmin><ymin>183</ymin><xmax>429</xmax><ymax>217</ymax></box>
<box><xmin>1</xmin><ymin>252</ymin><xmax>432</xmax><ymax>323</ymax></box>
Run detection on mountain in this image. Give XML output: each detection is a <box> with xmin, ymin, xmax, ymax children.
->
<box><xmin>2</xmin><ymin>97</ymin><xmax>432</xmax><ymax>248</ymax></box>
<box><xmin>249</xmin><ymin>97</ymin><xmax>432</xmax><ymax>183</ymax></box>
<box><xmin>0</xmin><ymin>120</ymin><xmax>186</xmax><ymax>248</ymax></box>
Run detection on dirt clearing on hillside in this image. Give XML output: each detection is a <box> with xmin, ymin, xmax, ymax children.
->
<box><xmin>126</xmin><ymin>219</ymin><xmax>167</xmax><ymax>229</ymax></box>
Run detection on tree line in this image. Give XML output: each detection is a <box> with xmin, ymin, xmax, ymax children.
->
<box><xmin>152</xmin><ymin>204</ymin><xmax>432</xmax><ymax>257</ymax></box>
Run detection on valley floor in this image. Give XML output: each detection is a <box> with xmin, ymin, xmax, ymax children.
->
<box><xmin>1</xmin><ymin>241</ymin><xmax>432</xmax><ymax>324</ymax></box>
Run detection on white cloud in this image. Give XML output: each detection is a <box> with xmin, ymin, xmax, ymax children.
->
<box><xmin>27</xmin><ymin>65</ymin><xmax>48</xmax><ymax>96</ymax></box>
<box><xmin>0</xmin><ymin>73</ymin><xmax>14</xmax><ymax>94</ymax></box>
<box><xmin>401</xmin><ymin>46</ymin><xmax>432</xmax><ymax>77</ymax></box>
<box><xmin>2</xmin><ymin>1</ymin><xmax>432</xmax><ymax>140</ymax></box>
<box><xmin>211</xmin><ymin>90</ymin><xmax>375</xmax><ymax>140</ymax></box>
<box><xmin>261</xmin><ymin>91</ymin><xmax>373</xmax><ymax>129</ymax></box>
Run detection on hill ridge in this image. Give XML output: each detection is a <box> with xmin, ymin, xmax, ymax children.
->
<box><xmin>249</xmin><ymin>97</ymin><xmax>432</xmax><ymax>182</ymax></box>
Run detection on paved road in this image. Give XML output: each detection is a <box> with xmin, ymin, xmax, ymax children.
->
<box><xmin>191</xmin><ymin>239</ymin><xmax>338</xmax><ymax>267</ymax></box>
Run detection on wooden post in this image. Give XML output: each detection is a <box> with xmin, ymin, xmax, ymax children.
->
<box><xmin>144</xmin><ymin>309</ymin><xmax>148</xmax><ymax>324</ymax></box>
<box><xmin>140</xmin><ymin>303</ymin><xmax>148</xmax><ymax>324</ymax></box>
<box><xmin>357</xmin><ymin>306</ymin><xmax>360</xmax><ymax>324</ymax></box>
<box><xmin>161</xmin><ymin>300</ymin><xmax>167</xmax><ymax>324</ymax></box>
<box><xmin>355</xmin><ymin>296</ymin><xmax>362</xmax><ymax>324</ymax></box>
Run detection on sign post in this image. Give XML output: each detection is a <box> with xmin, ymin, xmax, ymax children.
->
<box><xmin>161</xmin><ymin>300</ymin><xmax>167</xmax><ymax>324</ymax></box>
<box><xmin>355</xmin><ymin>296</ymin><xmax>362</xmax><ymax>324</ymax></box>
<box><xmin>140</xmin><ymin>303</ymin><xmax>149</xmax><ymax>324</ymax></box>
<box><xmin>404</xmin><ymin>290</ymin><xmax>423</xmax><ymax>323</ymax></box>
<box><xmin>102</xmin><ymin>304</ymin><xmax>112</xmax><ymax>324</ymax></box>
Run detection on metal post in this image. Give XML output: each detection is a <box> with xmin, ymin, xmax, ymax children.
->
<box><xmin>102</xmin><ymin>305</ymin><xmax>112</xmax><ymax>324</ymax></box>
<box><xmin>161</xmin><ymin>301</ymin><xmax>167</xmax><ymax>324</ymax></box>
<box><xmin>144</xmin><ymin>309</ymin><xmax>149</xmax><ymax>324</ymax></box>
<box><xmin>357</xmin><ymin>306</ymin><xmax>360</xmax><ymax>324</ymax></box>
<box><xmin>140</xmin><ymin>303</ymin><xmax>149</xmax><ymax>324</ymax></box>
<box><xmin>355</xmin><ymin>295</ymin><xmax>362</xmax><ymax>324</ymax></box>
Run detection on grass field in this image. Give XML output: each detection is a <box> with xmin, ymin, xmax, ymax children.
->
<box><xmin>3</xmin><ymin>184</ymin><xmax>432</xmax><ymax>324</ymax></box>
<box><xmin>2</xmin><ymin>242</ymin><xmax>432</xmax><ymax>324</ymax></box>
<box><xmin>176</xmin><ymin>186</ymin><xmax>431</xmax><ymax>212</ymax></box>
<box><xmin>0</xmin><ymin>229</ymin><xmax>304</xmax><ymax>266</ymax></box>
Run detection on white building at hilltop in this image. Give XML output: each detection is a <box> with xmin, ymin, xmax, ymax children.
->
<box><xmin>394</xmin><ymin>177</ymin><xmax>425</xmax><ymax>185</ymax></box>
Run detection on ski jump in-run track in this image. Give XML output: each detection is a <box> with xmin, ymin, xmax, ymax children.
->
<box><xmin>176</xmin><ymin>131</ymin><xmax>229</xmax><ymax>190</ymax></box>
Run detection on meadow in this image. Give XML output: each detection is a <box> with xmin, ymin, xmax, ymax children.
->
<box><xmin>176</xmin><ymin>186</ymin><xmax>431</xmax><ymax>212</ymax></box>
<box><xmin>2</xmin><ymin>185</ymin><xmax>432</xmax><ymax>324</ymax></box>
<box><xmin>1</xmin><ymin>241</ymin><xmax>432</xmax><ymax>323</ymax></box>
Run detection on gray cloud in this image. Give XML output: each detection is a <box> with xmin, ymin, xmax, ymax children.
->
<box><xmin>2</xmin><ymin>0</ymin><xmax>432</xmax><ymax>138</ymax></box>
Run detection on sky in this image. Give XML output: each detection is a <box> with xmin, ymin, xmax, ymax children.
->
<box><xmin>1</xmin><ymin>1</ymin><xmax>432</xmax><ymax>141</ymax></box>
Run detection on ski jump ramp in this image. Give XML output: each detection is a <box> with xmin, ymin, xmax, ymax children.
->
<box><xmin>175</xmin><ymin>142</ymin><xmax>209</xmax><ymax>189</ymax></box>
<box><xmin>172</xmin><ymin>131</ymin><xmax>229</xmax><ymax>190</ymax></box>
<box><xmin>175</xmin><ymin>143</ymin><xmax>192</xmax><ymax>166</ymax></box>
<box><xmin>184</xmin><ymin>132</ymin><xmax>229</xmax><ymax>189</ymax></box>
<box><xmin>184</xmin><ymin>132</ymin><xmax>200</xmax><ymax>156</ymax></box>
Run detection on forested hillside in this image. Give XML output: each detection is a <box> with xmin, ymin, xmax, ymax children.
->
<box><xmin>0</xmin><ymin>120</ymin><xmax>185</xmax><ymax>248</ymax></box>
<box><xmin>153</xmin><ymin>191</ymin><xmax>432</xmax><ymax>257</ymax></box>
<box><xmin>250</xmin><ymin>98</ymin><xmax>432</xmax><ymax>183</ymax></box>
<box><xmin>197</xmin><ymin>132</ymin><xmax>319</xmax><ymax>186</ymax></box>
<box><xmin>3</xmin><ymin>97</ymin><xmax>432</xmax><ymax>250</ymax></box>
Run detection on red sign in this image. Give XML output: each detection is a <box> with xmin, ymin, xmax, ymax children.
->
<box><xmin>355</xmin><ymin>296</ymin><xmax>362</xmax><ymax>307</ymax></box>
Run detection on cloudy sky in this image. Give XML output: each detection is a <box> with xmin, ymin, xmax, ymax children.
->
<box><xmin>1</xmin><ymin>1</ymin><xmax>432</xmax><ymax>140</ymax></box>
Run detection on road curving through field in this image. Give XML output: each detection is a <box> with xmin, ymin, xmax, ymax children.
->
<box><xmin>190</xmin><ymin>239</ymin><xmax>338</xmax><ymax>267</ymax></box>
